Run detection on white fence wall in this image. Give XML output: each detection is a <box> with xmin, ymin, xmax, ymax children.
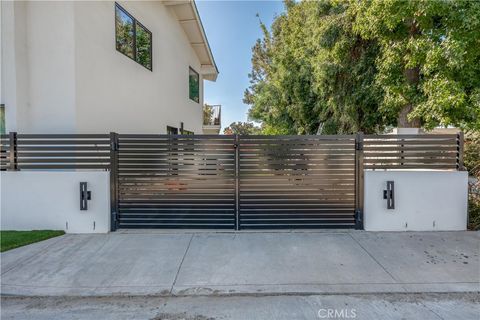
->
<box><xmin>364</xmin><ymin>170</ymin><xmax>468</xmax><ymax>231</ymax></box>
<box><xmin>1</xmin><ymin>171</ymin><xmax>110</xmax><ymax>233</ymax></box>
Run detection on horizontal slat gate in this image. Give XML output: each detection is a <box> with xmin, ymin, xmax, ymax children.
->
<box><xmin>238</xmin><ymin>135</ymin><xmax>357</xmax><ymax>229</ymax></box>
<box><xmin>117</xmin><ymin>135</ymin><xmax>236</xmax><ymax>228</ymax></box>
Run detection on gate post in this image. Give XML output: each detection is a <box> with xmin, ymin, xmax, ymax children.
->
<box><xmin>355</xmin><ymin>132</ymin><xmax>364</xmax><ymax>230</ymax></box>
<box><xmin>456</xmin><ymin>131</ymin><xmax>464</xmax><ymax>171</ymax></box>
<box><xmin>110</xmin><ymin>132</ymin><xmax>119</xmax><ymax>231</ymax></box>
<box><xmin>9</xmin><ymin>132</ymin><xmax>18</xmax><ymax>171</ymax></box>
<box><xmin>234</xmin><ymin>134</ymin><xmax>240</xmax><ymax>230</ymax></box>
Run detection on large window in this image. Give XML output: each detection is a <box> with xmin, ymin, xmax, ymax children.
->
<box><xmin>189</xmin><ymin>67</ymin><xmax>199</xmax><ymax>103</ymax></box>
<box><xmin>115</xmin><ymin>3</ymin><xmax>152</xmax><ymax>70</ymax></box>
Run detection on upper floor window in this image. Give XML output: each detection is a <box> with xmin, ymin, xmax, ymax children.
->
<box><xmin>115</xmin><ymin>3</ymin><xmax>152</xmax><ymax>71</ymax></box>
<box><xmin>189</xmin><ymin>67</ymin><xmax>199</xmax><ymax>103</ymax></box>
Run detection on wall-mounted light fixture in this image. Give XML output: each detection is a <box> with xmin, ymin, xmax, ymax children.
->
<box><xmin>383</xmin><ymin>181</ymin><xmax>395</xmax><ymax>209</ymax></box>
<box><xmin>80</xmin><ymin>182</ymin><xmax>92</xmax><ymax>210</ymax></box>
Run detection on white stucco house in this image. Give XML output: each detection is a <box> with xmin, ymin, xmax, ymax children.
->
<box><xmin>0</xmin><ymin>0</ymin><xmax>219</xmax><ymax>134</ymax></box>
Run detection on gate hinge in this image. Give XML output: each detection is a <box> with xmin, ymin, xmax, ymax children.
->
<box><xmin>111</xmin><ymin>140</ymin><xmax>119</xmax><ymax>151</ymax></box>
<box><xmin>354</xmin><ymin>209</ymin><xmax>362</xmax><ymax>222</ymax></box>
<box><xmin>354</xmin><ymin>209</ymin><xmax>363</xmax><ymax>230</ymax></box>
<box><xmin>355</xmin><ymin>141</ymin><xmax>363</xmax><ymax>151</ymax></box>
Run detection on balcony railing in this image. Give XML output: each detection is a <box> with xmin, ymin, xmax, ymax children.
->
<box><xmin>203</xmin><ymin>104</ymin><xmax>221</xmax><ymax>126</ymax></box>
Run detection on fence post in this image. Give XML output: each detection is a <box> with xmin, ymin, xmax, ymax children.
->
<box><xmin>355</xmin><ymin>132</ymin><xmax>364</xmax><ymax>230</ymax></box>
<box><xmin>234</xmin><ymin>134</ymin><xmax>240</xmax><ymax>230</ymax></box>
<box><xmin>9</xmin><ymin>132</ymin><xmax>18</xmax><ymax>171</ymax></box>
<box><xmin>110</xmin><ymin>132</ymin><xmax>119</xmax><ymax>231</ymax></box>
<box><xmin>456</xmin><ymin>131</ymin><xmax>464</xmax><ymax>171</ymax></box>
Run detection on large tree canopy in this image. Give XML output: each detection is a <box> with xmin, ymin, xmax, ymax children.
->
<box><xmin>223</xmin><ymin>122</ymin><xmax>262</xmax><ymax>135</ymax></box>
<box><xmin>244</xmin><ymin>0</ymin><xmax>480</xmax><ymax>134</ymax></box>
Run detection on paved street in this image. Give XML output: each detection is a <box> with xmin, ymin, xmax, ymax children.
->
<box><xmin>1</xmin><ymin>293</ymin><xmax>479</xmax><ymax>320</ymax></box>
<box><xmin>1</xmin><ymin>230</ymin><xmax>479</xmax><ymax>296</ymax></box>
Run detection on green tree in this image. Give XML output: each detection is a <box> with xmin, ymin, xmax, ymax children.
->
<box><xmin>203</xmin><ymin>104</ymin><xmax>214</xmax><ymax>125</ymax></box>
<box><xmin>245</xmin><ymin>0</ymin><xmax>480</xmax><ymax>134</ymax></box>
<box><xmin>223</xmin><ymin>122</ymin><xmax>262</xmax><ymax>135</ymax></box>
<box><xmin>351</xmin><ymin>0</ymin><xmax>480</xmax><ymax>130</ymax></box>
<box><xmin>245</xmin><ymin>1</ymin><xmax>389</xmax><ymax>134</ymax></box>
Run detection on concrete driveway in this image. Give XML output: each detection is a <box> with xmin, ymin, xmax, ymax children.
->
<box><xmin>1</xmin><ymin>230</ymin><xmax>479</xmax><ymax>296</ymax></box>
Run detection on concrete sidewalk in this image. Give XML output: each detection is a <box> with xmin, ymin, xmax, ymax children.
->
<box><xmin>1</xmin><ymin>230</ymin><xmax>479</xmax><ymax>296</ymax></box>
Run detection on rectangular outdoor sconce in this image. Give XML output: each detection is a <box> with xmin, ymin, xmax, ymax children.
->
<box><xmin>383</xmin><ymin>180</ymin><xmax>395</xmax><ymax>209</ymax></box>
<box><xmin>80</xmin><ymin>182</ymin><xmax>92</xmax><ymax>211</ymax></box>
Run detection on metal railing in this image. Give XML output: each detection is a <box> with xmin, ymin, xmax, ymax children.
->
<box><xmin>203</xmin><ymin>105</ymin><xmax>221</xmax><ymax>126</ymax></box>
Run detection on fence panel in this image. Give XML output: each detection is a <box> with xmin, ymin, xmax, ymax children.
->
<box><xmin>238</xmin><ymin>135</ymin><xmax>357</xmax><ymax>229</ymax></box>
<box><xmin>0</xmin><ymin>134</ymin><xmax>10</xmax><ymax>170</ymax></box>
<box><xmin>117</xmin><ymin>134</ymin><xmax>237</xmax><ymax>228</ymax></box>
<box><xmin>363</xmin><ymin>134</ymin><xmax>460</xmax><ymax>170</ymax></box>
<box><xmin>1</xmin><ymin>134</ymin><xmax>111</xmax><ymax>170</ymax></box>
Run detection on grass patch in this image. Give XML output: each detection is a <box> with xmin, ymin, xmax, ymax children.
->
<box><xmin>0</xmin><ymin>230</ymin><xmax>65</xmax><ymax>252</ymax></box>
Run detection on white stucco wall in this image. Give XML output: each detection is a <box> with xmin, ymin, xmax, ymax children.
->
<box><xmin>1</xmin><ymin>1</ymin><xmax>205</xmax><ymax>134</ymax></box>
<box><xmin>364</xmin><ymin>170</ymin><xmax>468</xmax><ymax>231</ymax></box>
<box><xmin>74</xmin><ymin>1</ymin><xmax>204</xmax><ymax>134</ymax></box>
<box><xmin>0</xmin><ymin>171</ymin><xmax>110</xmax><ymax>233</ymax></box>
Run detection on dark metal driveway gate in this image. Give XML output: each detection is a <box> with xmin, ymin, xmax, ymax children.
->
<box><xmin>114</xmin><ymin>134</ymin><xmax>359</xmax><ymax>229</ymax></box>
<box><xmin>238</xmin><ymin>135</ymin><xmax>357</xmax><ymax>229</ymax></box>
<box><xmin>116</xmin><ymin>135</ymin><xmax>237</xmax><ymax>229</ymax></box>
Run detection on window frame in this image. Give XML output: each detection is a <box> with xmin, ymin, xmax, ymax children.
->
<box><xmin>134</xmin><ymin>20</ymin><xmax>153</xmax><ymax>71</ymax></box>
<box><xmin>115</xmin><ymin>2</ymin><xmax>152</xmax><ymax>71</ymax></box>
<box><xmin>189</xmin><ymin>67</ymin><xmax>200</xmax><ymax>103</ymax></box>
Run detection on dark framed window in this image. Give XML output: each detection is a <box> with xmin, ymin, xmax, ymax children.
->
<box><xmin>115</xmin><ymin>3</ymin><xmax>152</xmax><ymax>71</ymax></box>
<box><xmin>189</xmin><ymin>67</ymin><xmax>200</xmax><ymax>103</ymax></box>
<box><xmin>183</xmin><ymin>129</ymin><xmax>194</xmax><ymax>135</ymax></box>
<box><xmin>167</xmin><ymin>126</ymin><xmax>179</xmax><ymax>135</ymax></box>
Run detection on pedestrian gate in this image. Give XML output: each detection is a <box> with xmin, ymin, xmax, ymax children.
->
<box><xmin>114</xmin><ymin>134</ymin><xmax>360</xmax><ymax>229</ymax></box>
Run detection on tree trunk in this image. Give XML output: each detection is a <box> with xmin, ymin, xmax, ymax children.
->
<box><xmin>398</xmin><ymin>21</ymin><xmax>421</xmax><ymax>128</ymax></box>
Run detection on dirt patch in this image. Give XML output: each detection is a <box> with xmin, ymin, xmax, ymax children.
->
<box><xmin>151</xmin><ymin>312</ymin><xmax>215</xmax><ymax>320</ymax></box>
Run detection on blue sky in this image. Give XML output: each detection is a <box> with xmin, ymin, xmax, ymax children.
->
<box><xmin>196</xmin><ymin>0</ymin><xmax>284</xmax><ymax>129</ymax></box>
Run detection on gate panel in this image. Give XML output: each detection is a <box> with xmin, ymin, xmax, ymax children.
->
<box><xmin>117</xmin><ymin>135</ymin><xmax>236</xmax><ymax>228</ymax></box>
<box><xmin>238</xmin><ymin>135</ymin><xmax>357</xmax><ymax>229</ymax></box>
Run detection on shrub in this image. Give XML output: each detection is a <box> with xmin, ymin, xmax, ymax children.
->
<box><xmin>464</xmin><ymin>131</ymin><xmax>480</xmax><ymax>230</ymax></box>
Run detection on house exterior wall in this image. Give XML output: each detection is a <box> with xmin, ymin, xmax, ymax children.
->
<box><xmin>1</xmin><ymin>1</ymin><xmax>205</xmax><ymax>134</ymax></box>
<box><xmin>0</xmin><ymin>171</ymin><xmax>110</xmax><ymax>233</ymax></box>
<box><xmin>364</xmin><ymin>170</ymin><xmax>468</xmax><ymax>231</ymax></box>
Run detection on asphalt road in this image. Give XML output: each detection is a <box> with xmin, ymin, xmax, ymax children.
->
<box><xmin>1</xmin><ymin>293</ymin><xmax>479</xmax><ymax>320</ymax></box>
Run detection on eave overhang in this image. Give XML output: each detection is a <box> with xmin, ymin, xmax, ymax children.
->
<box><xmin>165</xmin><ymin>0</ymin><xmax>219</xmax><ymax>81</ymax></box>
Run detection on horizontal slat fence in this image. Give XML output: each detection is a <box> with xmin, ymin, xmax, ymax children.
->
<box><xmin>117</xmin><ymin>134</ymin><xmax>236</xmax><ymax>228</ymax></box>
<box><xmin>0</xmin><ymin>134</ymin><xmax>10</xmax><ymax>170</ymax></box>
<box><xmin>363</xmin><ymin>134</ymin><xmax>461</xmax><ymax>170</ymax></box>
<box><xmin>238</xmin><ymin>135</ymin><xmax>357</xmax><ymax>229</ymax></box>
<box><xmin>1</xmin><ymin>134</ymin><xmax>111</xmax><ymax>170</ymax></box>
<box><xmin>1</xmin><ymin>132</ymin><xmax>464</xmax><ymax>231</ymax></box>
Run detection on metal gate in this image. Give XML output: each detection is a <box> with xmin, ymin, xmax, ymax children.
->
<box><xmin>116</xmin><ymin>135</ymin><xmax>236</xmax><ymax>228</ymax></box>
<box><xmin>115</xmin><ymin>134</ymin><xmax>359</xmax><ymax>229</ymax></box>
<box><xmin>238</xmin><ymin>135</ymin><xmax>357</xmax><ymax>229</ymax></box>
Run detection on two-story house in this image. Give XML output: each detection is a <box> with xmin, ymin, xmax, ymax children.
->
<box><xmin>0</xmin><ymin>0</ymin><xmax>219</xmax><ymax>134</ymax></box>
